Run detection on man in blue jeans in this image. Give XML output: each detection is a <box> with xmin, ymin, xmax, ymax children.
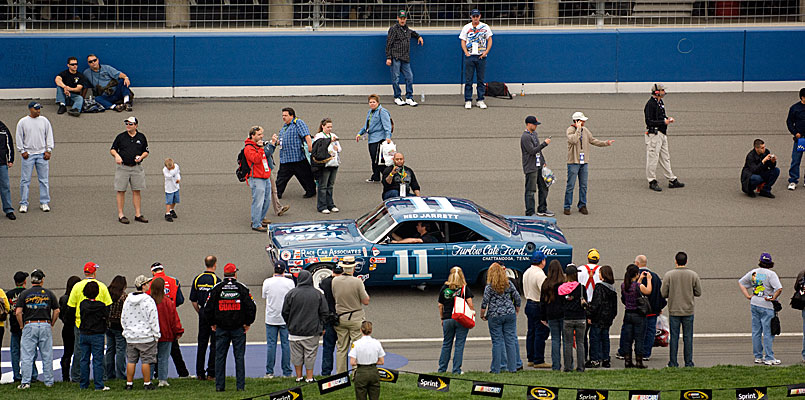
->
<box><xmin>15</xmin><ymin>269</ymin><xmax>59</xmax><ymax>390</ymax></box>
<box><xmin>660</xmin><ymin>252</ymin><xmax>702</xmax><ymax>367</ymax></box>
<box><xmin>261</xmin><ymin>260</ymin><xmax>294</xmax><ymax>378</ymax></box>
<box><xmin>16</xmin><ymin>101</ymin><xmax>54</xmax><ymax>214</ymax></box>
<box><xmin>54</xmin><ymin>57</ymin><xmax>87</xmax><ymax>117</ymax></box>
<box><xmin>738</xmin><ymin>253</ymin><xmax>783</xmax><ymax>365</ymax></box>
<box><xmin>636</xmin><ymin>255</ymin><xmax>665</xmax><ymax>362</ymax></box>
<box><xmin>523</xmin><ymin>252</ymin><xmax>551</xmax><ymax>368</ymax></box>
<box><xmin>563</xmin><ymin>112</ymin><xmax>613</xmax><ymax>215</ymax></box>
<box><xmin>318</xmin><ymin>265</ymin><xmax>343</xmax><ymax>376</ymax></box>
<box><xmin>385</xmin><ymin>10</ymin><xmax>423</xmax><ymax>107</ymax></box>
<box><xmin>0</xmin><ymin>119</ymin><xmax>15</xmax><ymax>220</ymax></box>
<box><xmin>459</xmin><ymin>9</ymin><xmax>493</xmax><ymax>110</ymax></box>
<box><xmin>786</xmin><ymin>88</ymin><xmax>805</xmax><ymax>191</ymax></box>
<box><xmin>7</xmin><ymin>272</ymin><xmax>38</xmax><ymax>383</ymax></box>
<box><xmin>83</xmin><ymin>54</ymin><xmax>133</xmax><ymax>112</ymax></box>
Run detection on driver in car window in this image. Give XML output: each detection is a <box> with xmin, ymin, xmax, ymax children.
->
<box><xmin>391</xmin><ymin>221</ymin><xmax>440</xmax><ymax>244</ymax></box>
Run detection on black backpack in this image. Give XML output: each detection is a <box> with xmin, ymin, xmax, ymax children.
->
<box><xmin>236</xmin><ymin>143</ymin><xmax>258</xmax><ymax>182</ymax></box>
<box><xmin>485</xmin><ymin>81</ymin><xmax>513</xmax><ymax>99</ymax></box>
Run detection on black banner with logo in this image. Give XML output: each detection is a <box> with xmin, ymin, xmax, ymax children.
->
<box><xmin>471</xmin><ymin>381</ymin><xmax>504</xmax><ymax>398</ymax></box>
<box><xmin>377</xmin><ymin>367</ymin><xmax>399</xmax><ymax>383</ymax></box>
<box><xmin>317</xmin><ymin>371</ymin><xmax>351</xmax><ymax>395</ymax></box>
<box><xmin>736</xmin><ymin>387</ymin><xmax>767</xmax><ymax>400</ymax></box>
<box><xmin>417</xmin><ymin>374</ymin><xmax>450</xmax><ymax>392</ymax></box>
<box><xmin>577</xmin><ymin>389</ymin><xmax>608</xmax><ymax>400</ymax></box>
<box><xmin>680</xmin><ymin>389</ymin><xmax>712</xmax><ymax>400</ymax></box>
<box><xmin>269</xmin><ymin>386</ymin><xmax>303</xmax><ymax>400</ymax></box>
<box><xmin>629</xmin><ymin>390</ymin><xmax>661</xmax><ymax>400</ymax></box>
<box><xmin>528</xmin><ymin>386</ymin><xmax>559</xmax><ymax>400</ymax></box>
<box><xmin>788</xmin><ymin>384</ymin><xmax>805</xmax><ymax>397</ymax></box>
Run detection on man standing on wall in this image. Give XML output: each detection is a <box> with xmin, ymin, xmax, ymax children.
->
<box><xmin>386</xmin><ymin>9</ymin><xmax>423</xmax><ymax>107</ymax></box>
<box><xmin>785</xmin><ymin>88</ymin><xmax>805</xmax><ymax>190</ymax></box>
<box><xmin>644</xmin><ymin>84</ymin><xmax>684</xmax><ymax>192</ymax></box>
<box><xmin>459</xmin><ymin>9</ymin><xmax>493</xmax><ymax>110</ymax></box>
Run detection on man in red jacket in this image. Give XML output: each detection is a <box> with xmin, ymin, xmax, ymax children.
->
<box><xmin>244</xmin><ymin>126</ymin><xmax>272</xmax><ymax>232</ymax></box>
<box><xmin>147</xmin><ymin>263</ymin><xmax>190</xmax><ymax>378</ymax></box>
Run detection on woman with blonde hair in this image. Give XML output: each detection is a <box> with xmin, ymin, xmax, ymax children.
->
<box><xmin>437</xmin><ymin>266</ymin><xmax>474</xmax><ymax>374</ymax></box>
<box><xmin>480</xmin><ymin>263</ymin><xmax>521</xmax><ymax>373</ymax></box>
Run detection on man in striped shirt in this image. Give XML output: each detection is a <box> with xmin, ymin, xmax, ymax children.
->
<box><xmin>385</xmin><ymin>9</ymin><xmax>424</xmax><ymax>107</ymax></box>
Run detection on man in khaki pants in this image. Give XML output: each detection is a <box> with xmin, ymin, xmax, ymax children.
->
<box><xmin>644</xmin><ymin>84</ymin><xmax>684</xmax><ymax>192</ymax></box>
<box><xmin>332</xmin><ymin>256</ymin><xmax>370</xmax><ymax>373</ymax></box>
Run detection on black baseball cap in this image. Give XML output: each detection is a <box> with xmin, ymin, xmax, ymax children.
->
<box><xmin>525</xmin><ymin>115</ymin><xmax>541</xmax><ymax>125</ymax></box>
<box><xmin>274</xmin><ymin>260</ymin><xmax>287</xmax><ymax>274</ymax></box>
<box><xmin>31</xmin><ymin>269</ymin><xmax>45</xmax><ymax>283</ymax></box>
<box><xmin>13</xmin><ymin>271</ymin><xmax>29</xmax><ymax>284</ymax></box>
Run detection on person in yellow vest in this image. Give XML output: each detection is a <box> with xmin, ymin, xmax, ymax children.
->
<box><xmin>66</xmin><ymin>262</ymin><xmax>112</xmax><ymax>383</ymax></box>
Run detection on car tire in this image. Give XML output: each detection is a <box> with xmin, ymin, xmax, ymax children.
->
<box><xmin>310</xmin><ymin>263</ymin><xmax>335</xmax><ymax>291</ymax></box>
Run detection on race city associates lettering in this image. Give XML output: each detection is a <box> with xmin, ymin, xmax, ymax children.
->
<box><xmin>680</xmin><ymin>390</ymin><xmax>712</xmax><ymax>400</ymax></box>
<box><xmin>736</xmin><ymin>387</ymin><xmax>766</xmax><ymax>400</ymax></box>
<box><xmin>377</xmin><ymin>367</ymin><xmax>399</xmax><ymax>383</ymax></box>
<box><xmin>417</xmin><ymin>374</ymin><xmax>450</xmax><ymax>392</ymax></box>
<box><xmin>629</xmin><ymin>390</ymin><xmax>661</xmax><ymax>400</ymax></box>
<box><xmin>788</xmin><ymin>384</ymin><xmax>805</xmax><ymax>397</ymax></box>
<box><xmin>577</xmin><ymin>389</ymin><xmax>608</xmax><ymax>400</ymax></box>
<box><xmin>269</xmin><ymin>386</ymin><xmax>303</xmax><ymax>400</ymax></box>
<box><xmin>471</xmin><ymin>381</ymin><xmax>504</xmax><ymax>398</ymax></box>
<box><xmin>528</xmin><ymin>386</ymin><xmax>559</xmax><ymax>400</ymax></box>
<box><xmin>317</xmin><ymin>371</ymin><xmax>351</xmax><ymax>394</ymax></box>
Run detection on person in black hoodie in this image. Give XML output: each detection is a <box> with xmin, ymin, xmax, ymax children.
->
<box><xmin>78</xmin><ymin>281</ymin><xmax>110</xmax><ymax>390</ymax></box>
<box><xmin>559</xmin><ymin>264</ymin><xmax>587</xmax><ymax>372</ymax></box>
<box><xmin>282</xmin><ymin>270</ymin><xmax>329</xmax><ymax>383</ymax></box>
<box><xmin>540</xmin><ymin>260</ymin><xmax>565</xmax><ymax>371</ymax></box>
<box><xmin>59</xmin><ymin>276</ymin><xmax>81</xmax><ymax>382</ymax></box>
<box><xmin>741</xmin><ymin>138</ymin><xmax>780</xmax><ymax>198</ymax></box>
<box><xmin>587</xmin><ymin>265</ymin><xmax>617</xmax><ymax>368</ymax></box>
<box><xmin>0</xmin><ymin>119</ymin><xmax>15</xmax><ymax>220</ymax></box>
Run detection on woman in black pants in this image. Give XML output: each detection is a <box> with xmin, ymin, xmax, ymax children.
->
<box><xmin>59</xmin><ymin>276</ymin><xmax>81</xmax><ymax>382</ymax></box>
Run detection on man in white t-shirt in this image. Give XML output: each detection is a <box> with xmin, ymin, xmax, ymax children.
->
<box><xmin>458</xmin><ymin>9</ymin><xmax>493</xmax><ymax>110</ymax></box>
<box><xmin>261</xmin><ymin>260</ymin><xmax>295</xmax><ymax>378</ymax></box>
<box><xmin>349</xmin><ymin>321</ymin><xmax>385</xmax><ymax>400</ymax></box>
<box><xmin>738</xmin><ymin>253</ymin><xmax>783</xmax><ymax>365</ymax></box>
<box><xmin>523</xmin><ymin>251</ymin><xmax>550</xmax><ymax>368</ymax></box>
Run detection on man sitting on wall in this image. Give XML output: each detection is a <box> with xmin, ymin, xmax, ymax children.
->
<box><xmin>83</xmin><ymin>54</ymin><xmax>133</xmax><ymax>112</ymax></box>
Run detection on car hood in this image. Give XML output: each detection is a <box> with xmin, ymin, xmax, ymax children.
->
<box><xmin>269</xmin><ymin>219</ymin><xmax>365</xmax><ymax>248</ymax></box>
<box><xmin>506</xmin><ymin>215</ymin><xmax>568</xmax><ymax>244</ymax></box>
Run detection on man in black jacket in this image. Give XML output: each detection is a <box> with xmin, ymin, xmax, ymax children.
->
<box><xmin>741</xmin><ymin>138</ymin><xmax>780</xmax><ymax>198</ymax></box>
<box><xmin>0</xmin><ymin>119</ymin><xmax>15</xmax><ymax>219</ymax></box>
<box><xmin>204</xmin><ymin>263</ymin><xmax>256</xmax><ymax>392</ymax></box>
<box><xmin>318</xmin><ymin>265</ymin><xmax>343</xmax><ymax>376</ymax></box>
<box><xmin>282</xmin><ymin>270</ymin><xmax>328</xmax><ymax>383</ymax></box>
<box><xmin>521</xmin><ymin>116</ymin><xmax>552</xmax><ymax>216</ymax></box>
<box><xmin>644</xmin><ymin>84</ymin><xmax>684</xmax><ymax>192</ymax></box>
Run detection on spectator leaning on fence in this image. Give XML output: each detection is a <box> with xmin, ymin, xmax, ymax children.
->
<box><xmin>385</xmin><ymin>9</ymin><xmax>423</xmax><ymax>107</ymax></box>
<box><xmin>55</xmin><ymin>56</ymin><xmax>88</xmax><ymax>117</ymax></box>
<box><xmin>83</xmin><ymin>54</ymin><xmax>133</xmax><ymax>112</ymax></box>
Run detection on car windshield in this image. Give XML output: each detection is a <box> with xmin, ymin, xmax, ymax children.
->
<box><xmin>475</xmin><ymin>203</ymin><xmax>512</xmax><ymax>237</ymax></box>
<box><xmin>356</xmin><ymin>203</ymin><xmax>397</xmax><ymax>242</ymax></box>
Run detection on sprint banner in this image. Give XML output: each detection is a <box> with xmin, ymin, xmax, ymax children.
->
<box><xmin>681</xmin><ymin>389</ymin><xmax>712</xmax><ymax>400</ymax></box>
<box><xmin>377</xmin><ymin>367</ymin><xmax>399</xmax><ymax>383</ymax></box>
<box><xmin>269</xmin><ymin>386</ymin><xmax>303</xmax><ymax>400</ymax></box>
<box><xmin>528</xmin><ymin>386</ymin><xmax>559</xmax><ymax>400</ymax></box>
<box><xmin>417</xmin><ymin>374</ymin><xmax>450</xmax><ymax>392</ymax></box>
<box><xmin>788</xmin><ymin>384</ymin><xmax>805</xmax><ymax>397</ymax></box>
<box><xmin>629</xmin><ymin>390</ymin><xmax>661</xmax><ymax>400</ymax></box>
<box><xmin>736</xmin><ymin>387</ymin><xmax>766</xmax><ymax>400</ymax></box>
<box><xmin>578</xmin><ymin>389</ymin><xmax>608</xmax><ymax>400</ymax></box>
<box><xmin>471</xmin><ymin>381</ymin><xmax>505</xmax><ymax>398</ymax></box>
<box><xmin>317</xmin><ymin>371</ymin><xmax>350</xmax><ymax>395</ymax></box>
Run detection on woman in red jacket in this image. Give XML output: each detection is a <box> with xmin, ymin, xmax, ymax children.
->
<box><xmin>244</xmin><ymin>126</ymin><xmax>272</xmax><ymax>232</ymax></box>
<box><xmin>150</xmin><ymin>278</ymin><xmax>183</xmax><ymax>387</ymax></box>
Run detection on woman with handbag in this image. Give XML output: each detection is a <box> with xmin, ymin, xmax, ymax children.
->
<box><xmin>355</xmin><ymin>94</ymin><xmax>392</xmax><ymax>183</ymax></box>
<box><xmin>480</xmin><ymin>263</ymin><xmax>521</xmax><ymax>373</ymax></box>
<box><xmin>540</xmin><ymin>260</ymin><xmax>565</xmax><ymax>371</ymax></box>
<box><xmin>313</xmin><ymin>118</ymin><xmax>341</xmax><ymax>214</ymax></box>
<box><xmin>620</xmin><ymin>264</ymin><xmax>652</xmax><ymax>368</ymax></box>
<box><xmin>437</xmin><ymin>266</ymin><xmax>474</xmax><ymax>374</ymax></box>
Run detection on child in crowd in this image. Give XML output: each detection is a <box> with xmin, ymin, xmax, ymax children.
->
<box><xmin>587</xmin><ymin>265</ymin><xmax>617</xmax><ymax>368</ymax></box>
<box><xmin>163</xmin><ymin>158</ymin><xmax>181</xmax><ymax>222</ymax></box>
<box><xmin>79</xmin><ymin>281</ymin><xmax>110</xmax><ymax>390</ymax></box>
<box><xmin>559</xmin><ymin>264</ymin><xmax>587</xmax><ymax>372</ymax></box>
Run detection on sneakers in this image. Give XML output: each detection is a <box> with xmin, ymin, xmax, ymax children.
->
<box><xmin>405</xmin><ymin>98</ymin><xmax>418</xmax><ymax>107</ymax></box>
<box><xmin>67</xmin><ymin>108</ymin><xmax>80</xmax><ymax>117</ymax></box>
<box><xmin>165</xmin><ymin>213</ymin><xmax>173</xmax><ymax>222</ymax></box>
<box><xmin>465</xmin><ymin>101</ymin><xmax>472</xmax><ymax>109</ymax></box>
<box><xmin>537</xmin><ymin>211</ymin><xmax>555</xmax><ymax>217</ymax></box>
<box><xmin>144</xmin><ymin>383</ymin><xmax>155</xmax><ymax>390</ymax></box>
<box><xmin>602</xmin><ymin>359</ymin><xmax>611</xmax><ymax>368</ymax></box>
<box><xmin>394</xmin><ymin>98</ymin><xmax>406</xmax><ymax>106</ymax></box>
<box><xmin>252</xmin><ymin>226</ymin><xmax>267</xmax><ymax>232</ymax></box>
<box><xmin>97</xmin><ymin>386</ymin><xmax>111</xmax><ymax>391</ymax></box>
<box><xmin>17</xmin><ymin>383</ymin><xmax>30</xmax><ymax>390</ymax></box>
<box><xmin>6</xmin><ymin>212</ymin><xmax>16</xmax><ymax>220</ymax></box>
<box><xmin>649</xmin><ymin>180</ymin><xmax>663</xmax><ymax>192</ymax></box>
<box><xmin>278</xmin><ymin>205</ymin><xmax>290</xmax><ymax>216</ymax></box>
<box><xmin>330</xmin><ymin>207</ymin><xmax>339</xmax><ymax>213</ymax></box>
<box><xmin>668</xmin><ymin>179</ymin><xmax>685</xmax><ymax>188</ymax></box>
<box><xmin>19</xmin><ymin>204</ymin><xmax>27</xmax><ymax>213</ymax></box>
<box><xmin>119</xmin><ymin>216</ymin><xmax>130</xmax><ymax>224</ymax></box>
<box><xmin>764</xmin><ymin>358</ymin><xmax>781</xmax><ymax>365</ymax></box>
<box><xmin>533</xmin><ymin>362</ymin><xmax>552</xmax><ymax>368</ymax></box>
<box><xmin>615</xmin><ymin>353</ymin><xmax>625</xmax><ymax>360</ymax></box>
<box><xmin>170</xmin><ymin>209</ymin><xmax>178</xmax><ymax>219</ymax></box>
<box><xmin>305</xmin><ymin>378</ymin><xmax>315</xmax><ymax>383</ymax></box>
<box><xmin>125</xmin><ymin>103</ymin><xmax>133</xmax><ymax>112</ymax></box>
<box><xmin>789</xmin><ymin>182</ymin><xmax>797</xmax><ymax>190</ymax></box>
<box><xmin>321</xmin><ymin>209</ymin><xmax>330</xmax><ymax>214</ymax></box>
<box><xmin>754</xmin><ymin>358</ymin><xmax>764</xmax><ymax>364</ymax></box>
<box><xmin>125</xmin><ymin>384</ymin><xmax>133</xmax><ymax>390</ymax></box>
<box><xmin>264</xmin><ymin>374</ymin><xmax>274</xmax><ymax>379</ymax></box>
<box><xmin>366</xmin><ymin>178</ymin><xmax>379</xmax><ymax>183</ymax></box>
<box><xmin>40</xmin><ymin>203</ymin><xmax>50</xmax><ymax>212</ymax></box>
<box><xmin>477</xmin><ymin>100</ymin><xmax>487</xmax><ymax>109</ymax></box>
<box><xmin>158</xmin><ymin>380</ymin><xmax>170</xmax><ymax>387</ymax></box>
<box><xmin>586</xmin><ymin>360</ymin><xmax>601</xmax><ymax>368</ymax></box>
<box><xmin>295</xmin><ymin>377</ymin><xmax>304</xmax><ymax>382</ymax></box>
<box><xmin>758</xmin><ymin>191</ymin><xmax>775</xmax><ymax>198</ymax></box>
<box><xmin>114</xmin><ymin>104</ymin><xmax>126</xmax><ymax>112</ymax></box>
<box><xmin>57</xmin><ymin>104</ymin><xmax>67</xmax><ymax>114</ymax></box>
<box><xmin>261</xmin><ymin>218</ymin><xmax>271</xmax><ymax>227</ymax></box>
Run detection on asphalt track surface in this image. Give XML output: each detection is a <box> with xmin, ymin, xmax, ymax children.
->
<box><xmin>1</xmin><ymin>92</ymin><xmax>804</xmax><ymax>374</ymax></box>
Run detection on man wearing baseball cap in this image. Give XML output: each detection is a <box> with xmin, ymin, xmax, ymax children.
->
<box><xmin>459</xmin><ymin>9</ymin><xmax>493</xmax><ymax>109</ymax></box>
<box><xmin>147</xmin><ymin>262</ymin><xmax>190</xmax><ymax>377</ymax></box>
<box><xmin>564</xmin><ymin>112</ymin><xmax>614</xmax><ymax>216</ymax></box>
<box><xmin>205</xmin><ymin>263</ymin><xmax>256</xmax><ymax>392</ymax></box>
<box><xmin>318</xmin><ymin>263</ymin><xmax>343</xmax><ymax>376</ymax></box>
<box><xmin>521</xmin><ymin>115</ymin><xmax>552</xmax><ymax>217</ymax></box>
<box><xmin>738</xmin><ymin>252</ymin><xmax>783</xmax><ymax>365</ymax></box>
<box><xmin>644</xmin><ymin>83</ymin><xmax>684</xmax><ymax>192</ymax></box>
<box><xmin>110</xmin><ymin>116</ymin><xmax>149</xmax><ymax>224</ymax></box>
<box><xmin>261</xmin><ymin>260</ymin><xmax>295</xmax><ymax>378</ymax></box>
<box><xmin>122</xmin><ymin>274</ymin><xmax>160</xmax><ymax>390</ymax></box>
<box><xmin>6</xmin><ymin>271</ymin><xmax>38</xmax><ymax>382</ymax></box>
<box><xmin>331</xmin><ymin>256</ymin><xmax>370</xmax><ymax>373</ymax></box>
<box><xmin>15</xmin><ymin>101</ymin><xmax>54</xmax><ymax>214</ymax></box>
<box><xmin>386</xmin><ymin>9</ymin><xmax>424</xmax><ymax>107</ymax></box>
<box><xmin>66</xmin><ymin>262</ymin><xmax>112</xmax><ymax>382</ymax></box>
<box><xmin>15</xmin><ymin>269</ymin><xmax>59</xmax><ymax>389</ymax></box>
<box><xmin>523</xmin><ymin>251</ymin><xmax>550</xmax><ymax>368</ymax></box>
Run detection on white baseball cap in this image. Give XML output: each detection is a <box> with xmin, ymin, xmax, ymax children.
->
<box><xmin>571</xmin><ymin>112</ymin><xmax>588</xmax><ymax>121</ymax></box>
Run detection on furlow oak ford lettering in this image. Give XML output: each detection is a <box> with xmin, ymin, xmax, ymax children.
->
<box><xmin>451</xmin><ymin>244</ymin><xmax>530</xmax><ymax>256</ymax></box>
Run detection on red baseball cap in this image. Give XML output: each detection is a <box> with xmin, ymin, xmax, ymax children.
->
<box><xmin>224</xmin><ymin>263</ymin><xmax>238</xmax><ymax>275</ymax></box>
<box><xmin>84</xmin><ymin>262</ymin><xmax>99</xmax><ymax>274</ymax></box>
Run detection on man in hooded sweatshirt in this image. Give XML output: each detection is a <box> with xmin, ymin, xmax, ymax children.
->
<box><xmin>121</xmin><ymin>275</ymin><xmax>160</xmax><ymax>390</ymax></box>
<box><xmin>281</xmin><ymin>270</ymin><xmax>329</xmax><ymax>383</ymax></box>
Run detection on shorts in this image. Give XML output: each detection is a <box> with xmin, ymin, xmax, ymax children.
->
<box><xmin>165</xmin><ymin>190</ymin><xmax>180</xmax><ymax>204</ymax></box>
<box><xmin>115</xmin><ymin>164</ymin><xmax>146</xmax><ymax>192</ymax></box>
<box><xmin>290</xmin><ymin>336</ymin><xmax>319</xmax><ymax>369</ymax></box>
<box><xmin>126</xmin><ymin>340</ymin><xmax>157</xmax><ymax>364</ymax></box>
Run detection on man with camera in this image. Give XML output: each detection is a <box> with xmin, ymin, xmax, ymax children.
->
<box><xmin>741</xmin><ymin>139</ymin><xmax>780</xmax><ymax>198</ymax></box>
<box><xmin>382</xmin><ymin>152</ymin><xmax>420</xmax><ymax>200</ymax></box>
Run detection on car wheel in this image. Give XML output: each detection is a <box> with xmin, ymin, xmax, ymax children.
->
<box><xmin>310</xmin><ymin>263</ymin><xmax>335</xmax><ymax>291</ymax></box>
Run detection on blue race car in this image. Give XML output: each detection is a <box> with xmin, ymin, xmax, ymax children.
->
<box><xmin>266</xmin><ymin>196</ymin><xmax>572</xmax><ymax>289</ymax></box>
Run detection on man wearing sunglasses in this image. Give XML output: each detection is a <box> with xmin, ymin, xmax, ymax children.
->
<box><xmin>54</xmin><ymin>57</ymin><xmax>89</xmax><ymax>117</ymax></box>
<box><xmin>83</xmin><ymin>54</ymin><xmax>133</xmax><ymax>113</ymax></box>
<box><xmin>110</xmin><ymin>117</ymin><xmax>149</xmax><ymax>224</ymax></box>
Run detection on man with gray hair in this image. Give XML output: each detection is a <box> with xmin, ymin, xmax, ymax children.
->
<box><xmin>15</xmin><ymin>269</ymin><xmax>59</xmax><ymax>390</ymax></box>
<box><xmin>332</xmin><ymin>256</ymin><xmax>370</xmax><ymax>373</ymax></box>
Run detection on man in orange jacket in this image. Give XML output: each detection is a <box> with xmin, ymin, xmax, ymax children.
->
<box><xmin>147</xmin><ymin>262</ymin><xmax>190</xmax><ymax>378</ymax></box>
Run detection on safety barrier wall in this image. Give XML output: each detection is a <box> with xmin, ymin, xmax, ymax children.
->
<box><xmin>0</xmin><ymin>27</ymin><xmax>803</xmax><ymax>98</ymax></box>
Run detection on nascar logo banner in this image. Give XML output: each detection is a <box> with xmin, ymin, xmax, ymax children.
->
<box><xmin>269</xmin><ymin>386</ymin><xmax>303</xmax><ymax>400</ymax></box>
<box><xmin>681</xmin><ymin>389</ymin><xmax>712</xmax><ymax>400</ymax></box>
<box><xmin>417</xmin><ymin>374</ymin><xmax>450</xmax><ymax>392</ymax></box>
<box><xmin>788</xmin><ymin>384</ymin><xmax>805</xmax><ymax>397</ymax></box>
<box><xmin>736</xmin><ymin>387</ymin><xmax>766</xmax><ymax>400</ymax></box>
<box><xmin>577</xmin><ymin>389</ymin><xmax>608</xmax><ymax>400</ymax></box>
<box><xmin>630</xmin><ymin>390</ymin><xmax>661</xmax><ymax>400</ymax></box>
<box><xmin>377</xmin><ymin>367</ymin><xmax>399</xmax><ymax>383</ymax></box>
<box><xmin>317</xmin><ymin>371</ymin><xmax>350</xmax><ymax>395</ymax></box>
<box><xmin>471</xmin><ymin>381</ymin><xmax>504</xmax><ymax>398</ymax></box>
<box><xmin>528</xmin><ymin>386</ymin><xmax>559</xmax><ymax>400</ymax></box>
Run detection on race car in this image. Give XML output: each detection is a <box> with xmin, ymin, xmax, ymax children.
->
<box><xmin>266</xmin><ymin>196</ymin><xmax>572</xmax><ymax>289</ymax></box>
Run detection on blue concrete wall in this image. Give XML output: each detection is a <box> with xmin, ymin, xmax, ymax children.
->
<box><xmin>0</xmin><ymin>27</ymin><xmax>801</xmax><ymax>90</ymax></box>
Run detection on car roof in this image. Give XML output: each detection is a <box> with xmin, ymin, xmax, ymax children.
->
<box><xmin>384</xmin><ymin>196</ymin><xmax>483</xmax><ymax>223</ymax></box>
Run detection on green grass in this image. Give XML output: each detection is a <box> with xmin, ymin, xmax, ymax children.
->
<box><xmin>1</xmin><ymin>365</ymin><xmax>803</xmax><ymax>399</ymax></box>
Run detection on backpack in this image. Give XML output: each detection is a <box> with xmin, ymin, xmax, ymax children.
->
<box><xmin>485</xmin><ymin>81</ymin><xmax>513</xmax><ymax>99</ymax></box>
<box><xmin>236</xmin><ymin>143</ymin><xmax>258</xmax><ymax>182</ymax></box>
<box><xmin>310</xmin><ymin>138</ymin><xmax>333</xmax><ymax>165</ymax></box>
